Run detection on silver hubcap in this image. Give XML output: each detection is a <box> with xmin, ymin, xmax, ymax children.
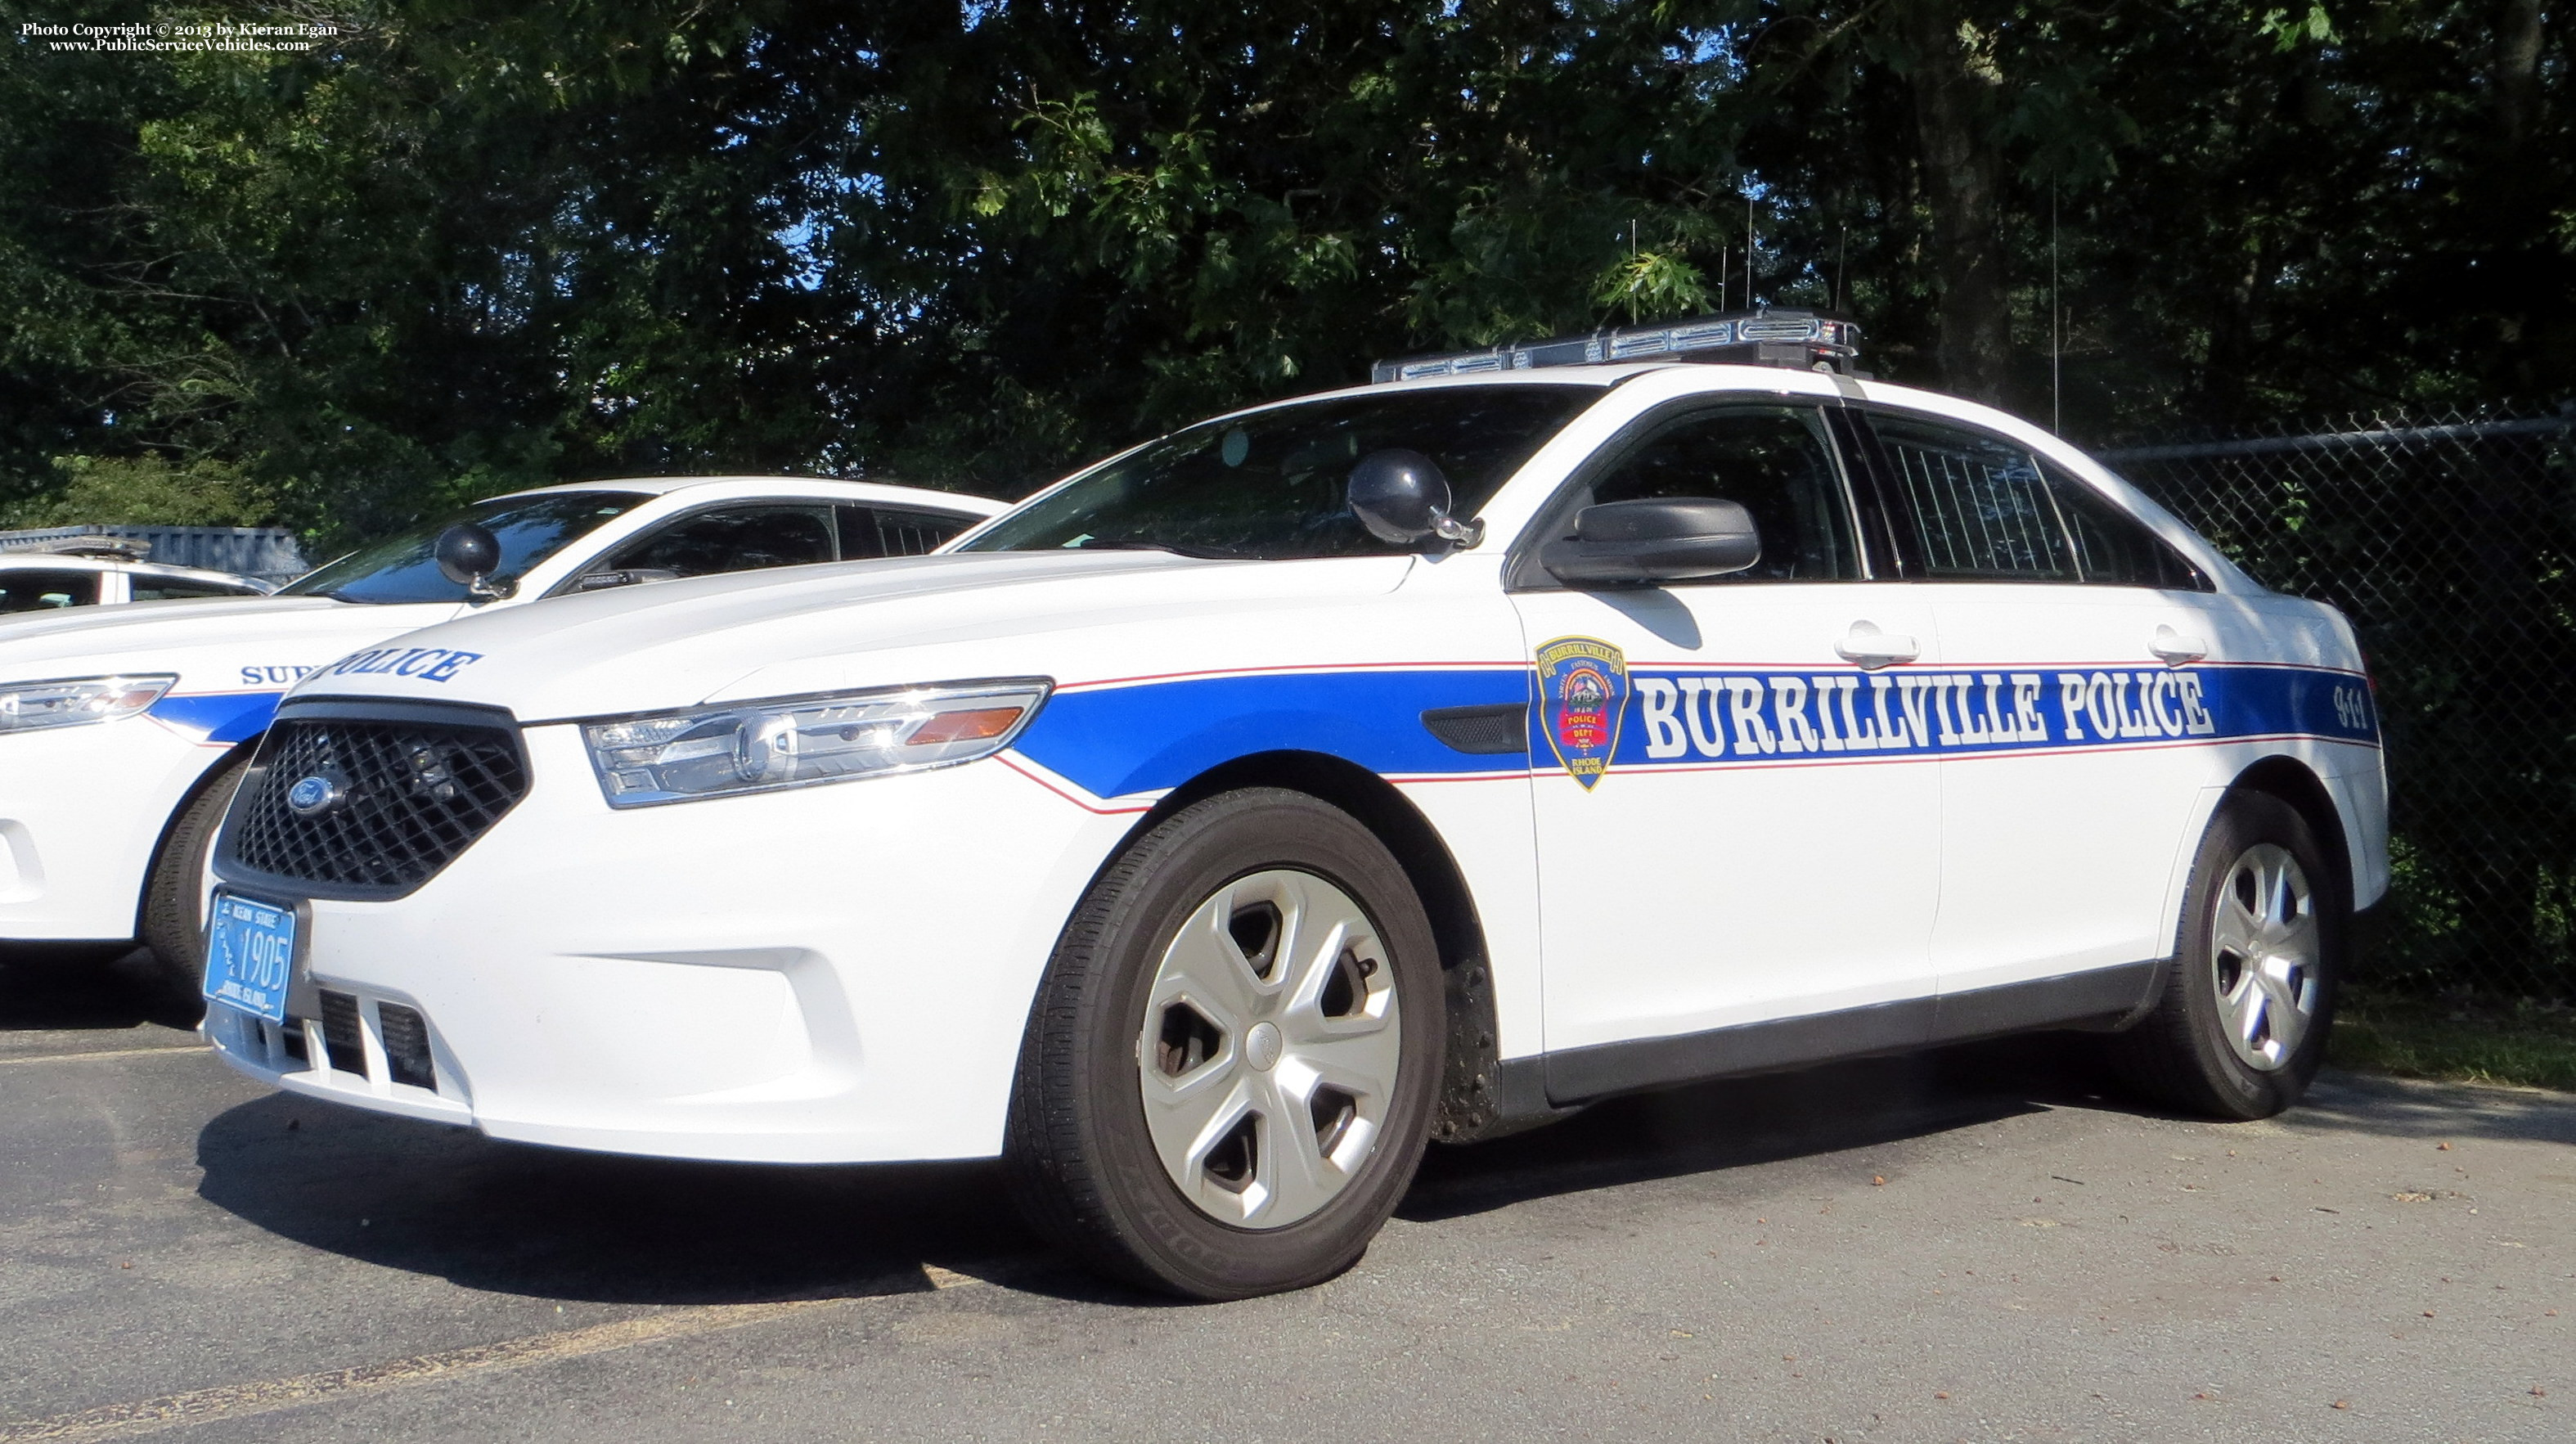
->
<box><xmin>1135</xmin><ymin>869</ymin><xmax>1401</xmax><ymax>1229</ymax></box>
<box><xmin>2210</xmin><ymin>843</ymin><xmax>2319</xmax><ymax>1072</ymax></box>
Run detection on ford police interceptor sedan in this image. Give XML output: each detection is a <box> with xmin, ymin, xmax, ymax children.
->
<box><xmin>198</xmin><ymin>315</ymin><xmax>2386</xmax><ymax>1299</ymax></box>
<box><xmin>0</xmin><ymin>476</ymin><xmax>999</xmax><ymax>990</ymax></box>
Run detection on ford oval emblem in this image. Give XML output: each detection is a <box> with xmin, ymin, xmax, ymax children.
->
<box><xmin>285</xmin><ymin>774</ymin><xmax>341</xmax><ymax>816</ymax></box>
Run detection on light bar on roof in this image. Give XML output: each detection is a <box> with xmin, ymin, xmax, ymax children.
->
<box><xmin>1371</xmin><ymin>307</ymin><xmax>1863</xmax><ymax>384</ymax></box>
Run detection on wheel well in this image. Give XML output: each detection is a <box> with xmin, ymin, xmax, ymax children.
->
<box><xmin>1122</xmin><ymin>750</ymin><xmax>1508</xmax><ymax>1141</ymax></box>
<box><xmin>2227</xmin><ymin>756</ymin><xmax>2353</xmax><ymax>909</ymax></box>
<box><xmin>133</xmin><ymin>735</ymin><xmax>261</xmax><ymax>937</ymax></box>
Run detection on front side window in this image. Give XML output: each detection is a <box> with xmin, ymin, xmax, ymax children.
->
<box><xmin>602</xmin><ymin>505</ymin><xmax>836</xmax><ymax>578</ymax></box>
<box><xmin>1872</xmin><ymin>416</ymin><xmax>2074</xmax><ymax>581</ymax></box>
<box><xmin>281</xmin><ymin>492</ymin><xmax>650</xmax><ymax>604</ymax></box>
<box><xmin>959</xmin><ymin>385</ymin><xmax>1600</xmax><ymax>560</ymax></box>
<box><xmin>0</xmin><ymin>569</ymin><xmax>98</xmax><ymax>611</ymax></box>
<box><xmin>1528</xmin><ymin>405</ymin><xmax>1859</xmax><ymax>583</ymax></box>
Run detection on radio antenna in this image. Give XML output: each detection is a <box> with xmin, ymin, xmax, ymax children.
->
<box><xmin>1745</xmin><ymin>194</ymin><xmax>1756</xmax><ymax>306</ymax></box>
<box><xmin>2051</xmin><ymin>182</ymin><xmax>2061</xmax><ymax>434</ymax></box>
<box><xmin>1836</xmin><ymin>224</ymin><xmax>1848</xmax><ymax>313</ymax></box>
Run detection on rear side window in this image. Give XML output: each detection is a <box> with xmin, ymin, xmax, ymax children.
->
<box><xmin>0</xmin><ymin>569</ymin><xmax>99</xmax><ymax>611</ymax></box>
<box><xmin>1535</xmin><ymin>404</ymin><xmax>1859</xmax><ymax>583</ymax></box>
<box><xmin>2048</xmin><ymin>467</ymin><xmax>2211</xmax><ymax>590</ymax></box>
<box><xmin>1872</xmin><ymin>416</ymin><xmax>2074</xmax><ymax>580</ymax></box>
<box><xmin>838</xmin><ymin>505</ymin><xmax>972</xmax><ymax>559</ymax></box>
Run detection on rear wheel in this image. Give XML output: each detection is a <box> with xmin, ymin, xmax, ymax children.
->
<box><xmin>2115</xmin><ymin>790</ymin><xmax>2341</xmax><ymax>1119</ymax></box>
<box><xmin>139</xmin><ymin>753</ymin><xmax>250</xmax><ymax>1005</ymax></box>
<box><xmin>1005</xmin><ymin>788</ymin><xmax>1443</xmax><ymax>1299</ymax></box>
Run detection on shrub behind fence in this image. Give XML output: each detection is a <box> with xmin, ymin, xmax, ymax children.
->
<box><xmin>2102</xmin><ymin>404</ymin><xmax>2576</xmax><ymax>1000</ymax></box>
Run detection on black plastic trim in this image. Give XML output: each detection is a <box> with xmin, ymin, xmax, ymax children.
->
<box><xmin>1420</xmin><ymin>704</ymin><xmax>1529</xmax><ymax>755</ymax></box>
<box><xmin>1537</xmin><ymin>962</ymin><xmax>2163</xmax><ymax>1106</ymax></box>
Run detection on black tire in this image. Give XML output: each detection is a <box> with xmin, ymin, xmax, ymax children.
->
<box><xmin>138</xmin><ymin>753</ymin><xmax>250</xmax><ymax>1004</ymax></box>
<box><xmin>1005</xmin><ymin>788</ymin><xmax>1445</xmax><ymax>1300</ymax></box>
<box><xmin>2114</xmin><ymin>790</ymin><xmax>2343</xmax><ymax>1119</ymax></box>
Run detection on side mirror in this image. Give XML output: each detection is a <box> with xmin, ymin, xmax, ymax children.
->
<box><xmin>433</xmin><ymin>522</ymin><xmax>506</xmax><ymax>601</ymax></box>
<box><xmin>1540</xmin><ymin>497</ymin><xmax>1762</xmax><ymax>587</ymax></box>
<box><xmin>1346</xmin><ymin>449</ymin><xmax>1484</xmax><ymax>550</ymax></box>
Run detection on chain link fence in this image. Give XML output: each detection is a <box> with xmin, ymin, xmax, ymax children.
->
<box><xmin>2100</xmin><ymin>403</ymin><xmax>2576</xmax><ymax>1001</ymax></box>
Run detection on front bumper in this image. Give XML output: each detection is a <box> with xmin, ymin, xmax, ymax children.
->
<box><xmin>205</xmin><ymin>723</ymin><xmax>1136</xmax><ymax>1163</ymax></box>
<box><xmin>0</xmin><ymin>715</ymin><xmax>232</xmax><ymax>942</ymax></box>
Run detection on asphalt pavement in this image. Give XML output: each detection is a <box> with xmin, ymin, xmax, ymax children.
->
<box><xmin>2</xmin><ymin>950</ymin><xmax>2567</xmax><ymax>1444</ymax></box>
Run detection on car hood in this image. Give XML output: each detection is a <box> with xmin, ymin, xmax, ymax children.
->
<box><xmin>0</xmin><ymin>595</ymin><xmax>456</xmax><ymax>686</ymax></box>
<box><xmin>286</xmin><ymin>549</ymin><xmax>1422</xmax><ymax>721</ymax></box>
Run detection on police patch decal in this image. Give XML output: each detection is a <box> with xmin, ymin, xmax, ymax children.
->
<box><xmin>1535</xmin><ymin>636</ymin><xmax>1628</xmax><ymax>789</ymax></box>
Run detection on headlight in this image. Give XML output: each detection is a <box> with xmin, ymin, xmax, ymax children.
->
<box><xmin>582</xmin><ymin>677</ymin><xmax>1052</xmax><ymax>807</ymax></box>
<box><xmin>0</xmin><ymin>674</ymin><xmax>177</xmax><ymax>733</ymax></box>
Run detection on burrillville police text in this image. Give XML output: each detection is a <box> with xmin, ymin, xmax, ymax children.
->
<box><xmin>19</xmin><ymin>20</ymin><xmax>335</xmax><ymax>52</ymax></box>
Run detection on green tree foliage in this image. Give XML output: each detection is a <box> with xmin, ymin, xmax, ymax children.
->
<box><xmin>1</xmin><ymin>452</ymin><xmax>269</xmax><ymax>525</ymax></box>
<box><xmin>0</xmin><ymin>0</ymin><xmax>2565</xmax><ymax>538</ymax></box>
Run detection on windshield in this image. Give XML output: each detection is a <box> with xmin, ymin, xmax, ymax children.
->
<box><xmin>958</xmin><ymin>386</ymin><xmax>1599</xmax><ymax>560</ymax></box>
<box><xmin>281</xmin><ymin>492</ymin><xmax>651</xmax><ymax>604</ymax></box>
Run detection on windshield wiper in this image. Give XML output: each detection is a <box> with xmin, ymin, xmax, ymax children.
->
<box><xmin>1072</xmin><ymin>535</ymin><xmax>1252</xmax><ymax>560</ymax></box>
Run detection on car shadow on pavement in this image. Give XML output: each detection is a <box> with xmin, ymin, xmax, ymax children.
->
<box><xmin>2289</xmin><ymin>1069</ymin><xmax>2576</xmax><ymax>1146</ymax></box>
<box><xmin>190</xmin><ymin>1031</ymin><xmax>2138</xmax><ymax>1310</ymax></box>
<box><xmin>193</xmin><ymin>1092</ymin><xmax>1054</xmax><ymax>1307</ymax></box>
<box><xmin>0</xmin><ymin>947</ymin><xmax>199</xmax><ymax>1033</ymax></box>
<box><xmin>1400</xmin><ymin>1032</ymin><xmax>2124</xmax><ymax>1222</ymax></box>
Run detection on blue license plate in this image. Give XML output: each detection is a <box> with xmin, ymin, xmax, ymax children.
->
<box><xmin>204</xmin><ymin>890</ymin><xmax>297</xmax><ymax>1023</ymax></box>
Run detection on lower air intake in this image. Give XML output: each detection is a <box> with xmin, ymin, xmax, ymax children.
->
<box><xmin>377</xmin><ymin>1004</ymin><xmax>436</xmax><ymax>1091</ymax></box>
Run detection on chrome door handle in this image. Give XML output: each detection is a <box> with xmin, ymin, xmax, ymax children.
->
<box><xmin>2150</xmin><ymin>625</ymin><xmax>2209</xmax><ymax>665</ymax></box>
<box><xmin>1835</xmin><ymin>620</ymin><xmax>1921</xmax><ymax>669</ymax></box>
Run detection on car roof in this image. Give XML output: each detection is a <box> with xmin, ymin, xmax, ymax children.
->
<box><xmin>0</xmin><ymin>553</ymin><xmax>121</xmax><ymax>574</ymax></box>
<box><xmin>488</xmin><ymin>475</ymin><xmax>1007</xmax><ymax>515</ymax></box>
<box><xmin>0</xmin><ymin>551</ymin><xmax>271</xmax><ymax>584</ymax></box>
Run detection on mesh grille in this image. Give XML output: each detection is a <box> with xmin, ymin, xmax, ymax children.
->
<box><xmin>228</xmin><ymin>717</ymin><xmax>528</xmax><ymax>894</ymax></box>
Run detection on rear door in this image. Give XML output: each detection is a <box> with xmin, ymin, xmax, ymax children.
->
<box><xmin>1508</xmin><ymin>400</ymin><xmax>1944</xmax><ymax>1092</ymax></box>
<box><xmin>1854</xmin><ymin>409</ymin><xmax>2230</xmax><ymax>999</ymax></box>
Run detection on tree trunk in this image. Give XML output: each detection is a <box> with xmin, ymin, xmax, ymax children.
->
<box><xmin>2495</xmin><ymin>0</ymin><xmax>2543</xmax><ymax>152</ymax></box>
<box><xmin>1896</xmin><ymin>0</ymin><xmax>2012</xmax><ymax>405</ymax></box>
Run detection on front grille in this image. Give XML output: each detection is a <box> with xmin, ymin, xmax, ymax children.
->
<box><xmin>225</xmin><ymin>713</ymin><xmax>528</xmax><ymax>897</ymax></box>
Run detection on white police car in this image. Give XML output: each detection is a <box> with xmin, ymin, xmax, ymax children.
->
<box><xmin>0</xmin><ymin>476</ymin><xmax>999</xmax><ymax>987</ymax></box>
<box><xmin>198</xmin><ymin>313</ymin><xmax>2386</xmax><ymax>1300</ymax></box>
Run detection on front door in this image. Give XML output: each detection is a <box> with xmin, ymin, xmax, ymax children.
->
<box><xmin>1507</xmin><ymin>402</ymin><xmax>1944</xmax><ymax>1098</ymax></box>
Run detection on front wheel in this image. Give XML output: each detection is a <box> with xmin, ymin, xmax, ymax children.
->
<box><xmin>2114</xmin><ymin>790</ymin><xmax>2342</xmax><ymax>1119</ymax></box>
<box><xmin>139</xmin><ymin>753</ymin><xmax>249</xmax><ymax>1005</ymax></box>
<box><xmin>1005</xmin><ymin>788</ymin><xmax>1444</xmax><ymax>1299</ymax></box>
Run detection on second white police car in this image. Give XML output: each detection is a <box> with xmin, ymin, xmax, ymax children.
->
<box><xmin>199</xmin><ymin>312</ymin><xmax>2387</xmax><ymax>1299</ymax></box>
<box><xmin>0</xmin><ymin>477</ymin><xmax>999</xmax><ymax>987</ymax></box>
